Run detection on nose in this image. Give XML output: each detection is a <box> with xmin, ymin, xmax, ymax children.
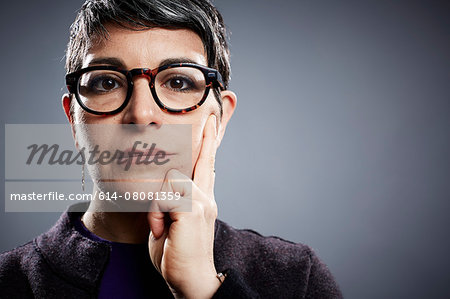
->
<box><xmin>121</xmin><ymin>74</ymin><xmax>163</xmax><ymax>126</ymax></box>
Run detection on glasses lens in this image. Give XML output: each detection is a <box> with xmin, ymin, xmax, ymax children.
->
<box><xmin>155</xmin><ymin>67</ymin><xmax>206</xmax><ymax>110</ymax></box>
<box><xmin>78</xmin><ymin>70</ymin><xmax>128</xmax><ymax>113</ymax></box>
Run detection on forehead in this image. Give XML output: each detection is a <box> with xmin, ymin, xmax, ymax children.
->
<box><xmin>83</xmin><ymin>25</ymin><xmax>207</xmax><ymax>69</ymax></box>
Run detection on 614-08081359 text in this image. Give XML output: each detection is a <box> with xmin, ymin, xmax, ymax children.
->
<box><xmin>95</xmin><ymin>191</ymin><xmax>182</xmax><ymax>201</ymax></box>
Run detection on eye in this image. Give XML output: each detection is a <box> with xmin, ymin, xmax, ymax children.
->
<box><xmin>100</xmin><ymin>78</ymin><xmax>117</xmax><ymax>90</ymax></box>
<box><xmin>164</xmin><ymin>76</ymin><xmax>194</xmax><ymax>92</ymax></box>
<box><xmin>88</xmin><ymin>74</ymin><xmax>124</xmax><ymax>93</ymax></box>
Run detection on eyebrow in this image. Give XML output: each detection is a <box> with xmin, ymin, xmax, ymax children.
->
<box><xmin>86</xmin><ymin>57</ymin><xmax>204</xmax><ymax>69</ymax></box>
<box><xmin>157</xmin><ymin>58</ymin><xmax>202</xmax><ymax>67</ymax></box>
<box><xmin>87</xmin><ymin>57</ymin><xmax>126</xmax><ymax>68</ymax></box>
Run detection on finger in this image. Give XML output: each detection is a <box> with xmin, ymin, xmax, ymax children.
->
<box><xmin>156</xmin><ymin>169</ymin><xmax>192</xmax><ymax>212</ymax></box>
<box><xmin>193</xmin><ymin>114</ymin><xmax>217</xmax><ymax>194</ymax></box>
<box><xmin>162</xmin><ymin>169</ymin><xmax>193</xmax><ymax>198</ymax></box>
<box><xmin>147</xmin><ymin>169</ymin><xmax>193</xmax><ymax>238</ymax></box>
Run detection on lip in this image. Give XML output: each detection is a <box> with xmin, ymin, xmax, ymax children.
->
<box><xmin>123</xmin><ymin>147</ymin><xmax>175</xmax><ymax>158</ymax></box>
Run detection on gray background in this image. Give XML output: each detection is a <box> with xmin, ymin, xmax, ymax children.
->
<box><xmin>1</xmin><ymin>0</ymin><xmax>449</xmax><ymax>298</ymax></box>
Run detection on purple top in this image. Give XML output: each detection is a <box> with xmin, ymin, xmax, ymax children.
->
<box><xmin>73</xmin><ymin>216</ymin><xmax>172</xmax><ymax>298</ymax></box>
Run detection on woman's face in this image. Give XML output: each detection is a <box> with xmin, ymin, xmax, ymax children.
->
<box><xmin>62</xmin><ymin>25</ymin><xmax>236</xmax><ymax>196</ymax></box>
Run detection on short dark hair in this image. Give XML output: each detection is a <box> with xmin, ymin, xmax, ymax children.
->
<box><xmin>65</xmin><ymin>0</ymin><xmax>230</xmax><ymax>111</ymax></box>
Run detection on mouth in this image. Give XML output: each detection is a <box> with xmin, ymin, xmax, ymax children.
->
<box><xmin>111</xmin><ymin>145</ymin><xmax>175</xmax><ymax>170</ymax></box>
<box><xmin>123</xmin><ymin>144</ymin><xmax>175</xmax><ymax>159</ymax></box>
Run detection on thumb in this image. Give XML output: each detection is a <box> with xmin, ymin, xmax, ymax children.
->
<box><xmin>147</xmin><ymin>209</ymin><xmax>165</xmax><ymax>240</ymax></box>
<box><xmin>148</xmin><ymin>224</ymin><xmax>169</xmax><ymax>274</ymax></box>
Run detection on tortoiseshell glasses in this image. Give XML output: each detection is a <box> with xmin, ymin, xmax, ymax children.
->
<box><xmin>65</xmin><ymin>63</ymin><xmax>225</xmax><ymax>115</ymax></box>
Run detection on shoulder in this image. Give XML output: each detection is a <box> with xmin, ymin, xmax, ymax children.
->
<box><xmin>214</xmin><ymin>219</ymin><xmax>342</xmax><ymax>298</ymax></box>
<box><xmin>215</xmin><ymin>219</ymin><xmax>312</xmax><ymax>265</ymax></box>
<box><xmin>0</xmin><ymin>240</ymin><xmax>38</xmax><ymax>297</ymax></box>
<box><xmin>214</xmin><ymin>219</ymin><xmax>317</xmax><ymax>273</ymax></box>
<box><xmin>0</xmin><ymin>240</ymin><xmax>38</xmax><ymax>276</ymax></box>
<box><xmin>0</xmin><ymin>205</ymin><xmax>110</xmax><ymax>298</ymax></box>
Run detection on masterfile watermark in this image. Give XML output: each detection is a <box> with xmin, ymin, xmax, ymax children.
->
<box><xmin>5</xmin><ymin>124</ymin><xmax>193</xmax><ymax>212</ymax></box>
<box><xmin>26</xmin><ymin>141</ymin><xmax>170</xmax><ymax>171</ymax></box>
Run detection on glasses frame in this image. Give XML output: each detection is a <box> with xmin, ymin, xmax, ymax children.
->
<box><xmin>65</xmin><ymin>62</ymin><xmax>225</xmax><ymax>115</ymax></box>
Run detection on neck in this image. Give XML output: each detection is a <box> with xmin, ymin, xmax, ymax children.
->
<box><xmin>82</xmin><ymin>202</ymin><xmax>150</xmax><ymax>244</ymax></box>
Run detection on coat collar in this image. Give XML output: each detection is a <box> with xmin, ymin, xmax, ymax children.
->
<box><xmin>35</xmin><ymin>202</ymin><xmax>111</xmax><ymax>291</ymax></box>
<box><xmin>34</xmin><ymin>202</ymin><xmax>225</xmax><ymax>291</ymax></box>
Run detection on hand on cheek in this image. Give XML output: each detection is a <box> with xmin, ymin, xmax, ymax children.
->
<box><xmin>147</xmin><ymin>114</ymin><xmax>222</xmax><ymax>299</ymax></box>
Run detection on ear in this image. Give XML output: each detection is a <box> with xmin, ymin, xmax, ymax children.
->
<box><xmin>216</xmin><ymin>90</ymin><xmax>237</xmax><ymax>148</ymax></box>
<box><xmin>62</xmin><ymin>93</ymin><xmax>79</xmax><ymax>150</ymax></box>
<box><xmin>62</xmin><ymin>93</ymin><xmax>73</xmax><ymax>123</ymax></box>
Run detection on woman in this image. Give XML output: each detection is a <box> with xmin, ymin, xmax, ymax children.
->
<box><xmin>0</xmin><ymin>0</ymin><xmax>342</xmax><ymax>298</ymax></box>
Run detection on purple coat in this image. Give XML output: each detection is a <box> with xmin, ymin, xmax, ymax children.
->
<box><xmin>0</xmin><ymin>204</ymin><xmax>342</xmax><ymax>298</ymax></box>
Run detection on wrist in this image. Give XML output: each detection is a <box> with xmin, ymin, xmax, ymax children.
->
<box><xmin>172</xmin><ymin>269</ymin><xmax>223</xmax><ymax>299</ymax></box>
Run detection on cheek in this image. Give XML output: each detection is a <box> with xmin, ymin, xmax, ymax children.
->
<box><xmin>73</xmin><ymin>106</ymin><xmax>97</xmax><ymax>124</ymax></box>
<box><xmin>72</xmin><ymin>105</ymin><xmax>84</xmax><ymax>124</ymax></box>
<box><xmin>73</xmin><ymin>102</ymin><xmax>123</xmax><ymax>124</ymax></box>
